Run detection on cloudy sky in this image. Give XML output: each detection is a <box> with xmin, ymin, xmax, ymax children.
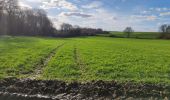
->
<box><xmin>19</xmin><ymin>0</ymin><xmax>170</xmax><ymax>32</ymax></box>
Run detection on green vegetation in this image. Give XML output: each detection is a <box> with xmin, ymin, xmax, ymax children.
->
<box><xmin>0</xmin><ymin>36</ymin><xmax>65</xmax><ymax>78</ymax></box>
<box><xmin>1</xmin><ymin>36</ymin><xmax>170</xmax><ymax>84</ymax></box>
<box><xmin>100</xmin><ymin>32</ymin><xmax>160</xmax><ymax>39</ymax></box>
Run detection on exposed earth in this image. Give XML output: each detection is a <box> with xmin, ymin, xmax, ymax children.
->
<box><xmin>0</xmin><ymin>78</ymin><xmax>170</xmax><ymax>100</ymax></box>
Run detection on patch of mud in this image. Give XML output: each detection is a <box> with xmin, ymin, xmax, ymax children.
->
<box><xmin>0</xmin><ymin>78</ymin><xmax>170</xmax><ymax>100</ymax></box>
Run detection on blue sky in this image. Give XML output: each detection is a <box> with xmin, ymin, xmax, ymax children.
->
<box><xmin>19</xmin><ymin>0</ymin><xmax>170</xmax><ymax>32</ymax></box>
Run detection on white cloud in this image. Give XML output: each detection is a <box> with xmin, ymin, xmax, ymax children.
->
<box><xmin>160</xmin><ymin>12</ymin><xmax>170</xmax><ymax>16</ymax></box>
<box><xmin>19</xmin><ymin>0</ymin><xmax>42</xmax><ymax>4</ymax></box>
<box><xmin>149</xmin><ymin>7</ymin><xmax>170</xmax><ymax>12</ymax></box>
<box><xmin>50</xmin><ymin>6</ymin><xmax>159</xmax><ymax>31</ymax></box>
<box><xmin>48</xmin><ymin>16</ymin><xmax>63</xmax><ymax>29</ymax></box>
<box><xmin>82</xmin><ymin>1</ymin><xmax>103</xmax><ymax>9</ymax></box>
<box><xmin>40</xmin><ymin>0</ymin><xmax>78</xmax><ymax>11</ymax></box>
<box><xmin>19</xmin><ymin>0</ymin><xmax>78</xmax><ymax>11</ymax></box>
<box><xmin>19</xmin><ymin>1</ymin><xmax>32</xmax><ymax>9</ymax></box>
<box><xmin>131</xmin><ymin>15</ymin><xmax>157</xmax><ymax>21</ymax></box>
<box><xmin>18</xmin><ymin>0</ymin><xmax>163</xmax><ymax>32</ymax></box>
<box><xmin>155</xmin><ymin>8</ymin><xmax>161</xmax><ymax>12</ymax></box>
<box><xmin>19</xmin><ymin>0</ymin><xmax>44</xmax><ymax>3</ymax></box>
<box><xmin>141</xmin><ymin>10</ymin><xmax>150</xmax><ymax>14</ymax></box>
<box><xmin>59</xmin><ymin>12</ymin><xmax>92</xmax><ymax>18</ymax></box>
<box><xmin>50</xmin><ymin>8</ymin><xmax>116</xmax><ymax>30</ymax></box>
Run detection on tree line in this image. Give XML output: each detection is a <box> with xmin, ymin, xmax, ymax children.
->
<box><xmin>55</xmin><ymin>23</ymin><xmax>105</xmax><ymax>37</ymax></box>
<box><xmin>0</xmin><ymin>0</ymin><xmax>56</xmax><ymax>36</ymax></box>
<box><xmin>0</xmin><ymin>0</ymin><xmax>169</xmax><ymax>38</ymax></box>
<box><xmin>0</xmin><ymin>0</ymin><xmax>105</xmax><ymax>37</ymax></box>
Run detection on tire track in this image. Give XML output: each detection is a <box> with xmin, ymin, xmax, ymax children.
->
<box><xmin>73</xmin><ymin>45</ymin><xmax>87</xmax><ymax>79</ymax></box>
<box><xmin>29</xmin><ymin>43</ymin><xmax>65</xmax><ymax>79</ymax></box>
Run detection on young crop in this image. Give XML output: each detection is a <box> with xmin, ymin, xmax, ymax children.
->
<box><xmin>1</xmin><ymin>36</ymin><xmax>170</xmax><ymax>84</ymax></box>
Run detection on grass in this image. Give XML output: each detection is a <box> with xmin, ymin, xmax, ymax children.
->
<box><xmin>100</xmin><ymin>31</ymin><xmax>160</xmax><ymax>39</ymax></box>
<box><xmin>0</xmin><ymin>36</ymin><xmax>65</xmax><ymax>79</ymax></box>
<box><xmin>1</xmin><ymin>36</ymin><xmax>170</xmax><ymax>84</ymax></box>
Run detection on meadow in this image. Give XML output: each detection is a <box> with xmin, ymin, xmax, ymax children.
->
<box><xmin>100</xmin><ymin>32</ymin><xmax>160</xmax><ymax>39</ymax></box>
<box><xmin>1</xmin><ymin>36</ymin><xmax>170</xmax><ymax>84</ymax></box>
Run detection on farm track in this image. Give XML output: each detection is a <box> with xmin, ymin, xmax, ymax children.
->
<box><xmin>73</xmin><ymin>45</ymin><xmax>87</xmax><ymax>78</ymax></box>
<box><xmin>29</xmin><ymin>43</ymin><xmax>66</xmax><ymax>79</ymax></box>
<box><xmin>0</xmin><ymin>78</ymin><xmax>170</xmax><ymax>100</ymax></box>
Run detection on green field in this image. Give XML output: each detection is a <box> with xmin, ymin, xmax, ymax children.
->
<box><xmin>100</xmin><ymin>32</ymin><xmax>160</xmax><ymax>39</ymax></box>
<box><xmin>0</xmin><ymin>36</ymin><xmax>170</xmax><ymax>83</ymax></box>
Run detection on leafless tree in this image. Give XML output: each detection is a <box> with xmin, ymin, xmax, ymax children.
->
<box><xmin>0</xmin><ymin>0</ymin><xmax>56</xmax><ymax>36</ymax></box>
<box><xmin>160</xmin><ymin>24</ymin><xmax>168</xmax><ymax>33</ymax></box>
<box><xmin>123</xmin><ymin>27</ymin><xmax>134</xmax><ymax>38</ymax></box>
<box><xmin>159</xmin><ymin>24</ymin><xmax>170</xmax><ymax>39</ymax></box>
<box><xmin>167</xmin><ymin>26</ymin><xmax>170</xmax><ymax>33</ymax></box>
<box><xmin>61</xmin><ymin>23</ymin><xmax>73</xmax><ymax>32</ymax></box>
<box><xmin>4</xmin><ymin>0</ymin><xmax>19</xmax><ymax>35</ymax></box>
<box><xmin>0</xmin><ymin>0</ymin><xmax>103</xmax><ymax>37</ymax></box>
<box><xmin>0</xmin><ymin>0</ymin><xmax>4</xmax><ymax>18</ymax></box>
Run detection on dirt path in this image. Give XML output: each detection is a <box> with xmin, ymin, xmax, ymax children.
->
<box><xmin>29</xmin><ymin>43</ymin><xmax>65</xmax><ymax>79</ymax></box>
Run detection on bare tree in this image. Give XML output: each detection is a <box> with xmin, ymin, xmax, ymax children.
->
<box><xmin>0</xmin><ymin>0</ymin><xmax>5</xmax><ymax>35</ymax></box>
<box><xmin>123</xmin><ymin>27</ymin><xmax>134</xmax><ymax>38</ymax></box>
<box><xmin>160</xmin><ymin>24</ymin><xmax>168</xmax><ymax>33</ymax></box>
<box><xmin>3</xmin><ymin>0</ymin><xmax>19</xmax><ymax>35</ymax></box>
<box><xmin>61</xmin><ymin>23</ymin><xmax>73</xmax><ymax>32</ymax></box>
<box><xmin>0</xmin><ymin>0</ymin><xmax>4</xmax><ymax>19</ymax></box>
<box><xmin>0</xmin><ymin>0</ymin><xmax>55</xmax><ymax>37</ymax></box>
<box><xmin>159</xmin><ymin>24</ymin><xmax>170</xmax><ymax>39</ymax></box>
<box><xmin>35</xmin><ymin>9</ymin><xmax>54</xmax><ymax>36</ymax></box>
<box><xmin>1</xmin><ymin>0</ymin><xmax>106</xmax><ymax>37</ymax></box>
<box><xmin>167</xmin><ymin>26</ymin><xmax>170</xmax><ymax>33</ymax></box>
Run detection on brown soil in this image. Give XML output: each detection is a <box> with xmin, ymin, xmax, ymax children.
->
<box><xmin>0</xmin><ymin>78</ymin><xmax>170</xmax><ymax>100</ymax></box>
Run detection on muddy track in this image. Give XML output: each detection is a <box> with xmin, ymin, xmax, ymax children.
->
<box><xmin>73</xmin><ymin>45</ymin><xmax>87</xmax><ymax>76</ymax></box>
<box><xmin>0</xmin><ymin>78</ymin><xmax>170</xmax><ymax>100</ymax></box>
<box><xmin>29</xmin><ymin>43</ymin><xmax>65</xmax><ymax>79</ymax></box>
